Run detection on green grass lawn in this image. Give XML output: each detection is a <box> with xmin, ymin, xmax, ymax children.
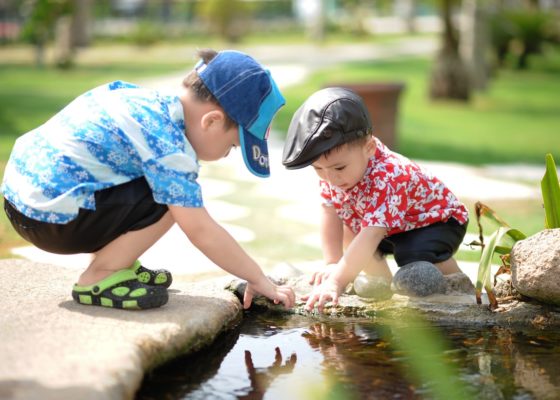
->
<box><xmin>273</xmin><ymin>47</ymin><xmax>560</xmax><ymax>165</ymax></box>
<box><xmin>1</xmin><ymin>42</ymin><xmax>559</xmax><ymax>261</ymax></box>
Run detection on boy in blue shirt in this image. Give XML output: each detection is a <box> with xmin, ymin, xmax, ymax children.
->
<box><xmin>2</xmin><ymin>49</ymin><xmax>295</xmax><ymax>311</ymax></box>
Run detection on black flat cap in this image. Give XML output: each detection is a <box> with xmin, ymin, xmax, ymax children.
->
<box><xmin>282</xmin><ymin>87</ymin><xmax>372</xmax><ymax>169</ymax></box>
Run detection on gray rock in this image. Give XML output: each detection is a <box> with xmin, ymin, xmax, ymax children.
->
<box><xmin>225</xmin><ymin>276</ymin><xmax>286</xmax><ymax>307</ymax></box>
<box><xmin>493</xmin><ymin>274</ymin><xmax>522</xmax><ymax>300</ymax></box>
<box><xmin>444</xmin><ymin>272</ymin><xmax>475</xmax><ymax>295</ymax></box>
<box><xmin>353</xmin><ymin>275</ymin><xmax>393</xmax><ymax>301</ymax></box>
<box><xmin>392</xmin><ymin>261</ymin><xmax>446</xmax><ymax>297</ymax></box>
<box><xmin>0</xmin><ymin>259</ymin><xmax>242</xmax><ymax>400</ymax></box>
<box><xmin>226</xmin><ymin>268</ymin><xmax>560</xmax><ymax>328</ymax></box>
<box><xmin>511</xmin><ymin>229</ymin><xmax>560</xmax><ymax>306</ymax></box>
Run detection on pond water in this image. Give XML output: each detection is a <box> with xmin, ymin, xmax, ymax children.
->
<box><xmin>136</xmin><ymin>312</ymin><xmax>560</xmax><ymax>400</ymax></box>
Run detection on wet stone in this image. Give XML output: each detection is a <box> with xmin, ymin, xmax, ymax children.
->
<box><xmin>444</xmin><ymin>272</ymin><xmax>475</xmax><ymax>295</ymax></box>
<box><xmin>353</xmin><ymin>275</ymin><xmax>393</xmax><ymax>301</ymax></box>
<box><xmin>392</xmin><ymin>261</ymin><xmax>446</xmax><ymax>297</ymax></box>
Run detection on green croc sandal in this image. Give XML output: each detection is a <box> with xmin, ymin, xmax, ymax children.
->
<box><xmin>129</xmin><ymin>260</ymin><xmax>173</xmax><ymax>288</ymax></box>
<box><xmin>72</xmin><ymin>269</ymin><xmax>168</xmax><ymax>310</ymax></box>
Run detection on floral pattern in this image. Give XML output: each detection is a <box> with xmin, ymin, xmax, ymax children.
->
<box><xmin>1</xmin><ymin>81</ymin><xmax>202</xmax><ymax>224</ymax></box>
<box><xmin>320</xmin><ymin>139</ymin><xmax>468</xmax><ymax>236</ymax></box>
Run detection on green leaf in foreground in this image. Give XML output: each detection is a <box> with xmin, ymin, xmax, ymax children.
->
<box><xmin>541</xmin><ymin>153</ymin><xmax>560</xmax><ymax>229</ymax></box>
<box><xmin>475</xmin><ymin>227</ymin><xmax>526</xmax><ymax>309</ymax></box>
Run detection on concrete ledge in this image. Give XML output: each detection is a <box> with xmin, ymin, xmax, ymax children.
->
<box><xmin>0</xmin><ymin>259</ymin><xmax>242</xmax><ymax>400</ymax></box>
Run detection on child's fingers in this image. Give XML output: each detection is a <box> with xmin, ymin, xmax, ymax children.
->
<box><xmin>309</xmin><ymin>272</ymin><xmax>318</xmax><ymax>285</ymax></box>
<box><xmin>243</xmin><ymin>287</ymin><xmax>254</xmax><ymax>309</ymax></box>
<box><xmin>280</xmin><ymin>288</ymin><xmax>296</xmax><ymax>308</ymax></box>
<box><xmin>317</xmin><ymin>292</ymin><xmax>335</xmax><ymax>313</ymax></box>
<box><xmin>287</xmin><ymin>287</ymin><xmax>296</xmax><ymax>305</ymax></box>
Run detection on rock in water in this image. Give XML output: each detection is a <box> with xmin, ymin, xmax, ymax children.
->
<box><xmin>353</xmin><ymin>275</ymin><xmax>393</xmax><ymax>301</ymax></box>
<box><xmin>392</xmin><ymin>261</ymin><xmax>446</xmax><ymax>297</ymax></box>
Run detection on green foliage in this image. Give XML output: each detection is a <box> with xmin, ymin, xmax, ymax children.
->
<box><xmin>541</xmin><ymin>153</ymin><xmax>560</xmax><ymax>229</ymax></box>
<box><xmin>129</xmin><ymin>21</ymin><xmax>165</xmax><ymax>47</ymax></box>
<box><xmin>475</xmin><ymin>154</ymin><xmax>560</xmax><ymax>307</ymax></box>
<box><xmin>21</xmin><ymin>0</ymin><xmax>72</xmax><ymax>44</ymax></box>
<box><xmin>475</xmin><ymin>223</ymin><xmax>526</xmax><ymax>308</ymax></box>
<box><xmin>196</xmin><ymin>0</ymin><xmax>254</xmax><ymax>42</ymax></box>
<box><xmin>277</xmin><ymin>54</ymin><xmax>560</xmax><ymax>165</ymax></box>
<box><xmin>490</xmin><ymin>10</ymin><xmax>557</xmax><ymax>70</ymax></box>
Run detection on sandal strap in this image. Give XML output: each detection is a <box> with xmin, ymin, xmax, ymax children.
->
<box><xmin>129</xmin><ymin>260</ymin><xmax>143</xmax><ymax>272</ymax></box>
<box><xmin>73</xmin><ymin>269</ymin><xmax>139</xmax><ymax>294</ymax></box>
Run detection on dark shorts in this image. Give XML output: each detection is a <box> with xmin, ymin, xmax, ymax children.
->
<box><xmin>378</xmin><ymin>218</ymin><xmax>467</xmax><ymax>266</ymax></box>
<box><xmin>4</xmin><ymin>178</ymin><xmax>168</xmax><ymax>254</ymax></box>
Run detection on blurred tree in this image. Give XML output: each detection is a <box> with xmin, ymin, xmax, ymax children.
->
<box><xmin>489</xmin><ymin>1</ymin><xmax>557</xmax><ymax>70</ymax></box>
<box><xmin>460</xmin><ymin>0</ymin><xmax>489</xmax><ymax>90</ymax></box>
<box><xmin>70</xmin><ymin>0</ymin><xmax>91</xmax><ymax>47</ymax></box>
<box><xmin>508</xmin><ymin>10</ymin><xmax>553</xmax><ymax>69</ymax></box>
<box><xmin>396</xmin><ymin>0</ymin><xmax>418</xmax><ymax>34</ymax></box>
<box><xmin>338</xmin><ymin>0</ymin><xmax>370</xmax><ymax>36</ymax></box>
<box><xmin>21</xmin><ymin>0</ymin><xmax>72</xmax><ymax>67</ymax></box>
<box><xmin>161</xmin><ymin>0</ymin><xmax>172</xmax><ymax>22</ymax></box>
<box><xmin>197</xmin><ymin>0</ymin><xmax>253</xmax><ymax>42</ymax></box>
<box><xmin>429</xmin><ymin>0</ymin><xmax>470</xmax><ymax>101</ymax></box>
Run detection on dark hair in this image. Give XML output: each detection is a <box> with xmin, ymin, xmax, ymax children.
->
<box><xmin>183</xmin><ymin>48</ymin><xmax>236</xmax><ymax>129</ymax></box>
<box><xmin>322</xmin><ymin>131</ymin><xmax>373</xmax><ymax>159</ymax></box>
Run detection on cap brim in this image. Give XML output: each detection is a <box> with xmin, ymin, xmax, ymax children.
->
<box><xmin>239</xmin><ymin>126</ymin><xmax>270</xmax><ymax>177</ymax></box>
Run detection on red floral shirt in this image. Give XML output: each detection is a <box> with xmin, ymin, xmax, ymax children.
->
<box><xmin>320</xmin><ymin>139</ymin><xmax>469</xmax><ymax>236</ymax></box>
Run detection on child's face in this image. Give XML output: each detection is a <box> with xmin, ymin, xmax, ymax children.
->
<box><xmin>205</xmin><ymin>123</ymin><xmax>240</xmax><ymax>161</ymax></box>
<box><xmin>312</xmin><ymin>141</ymin><xmax>374</xmax><ymax>191</ymax></box>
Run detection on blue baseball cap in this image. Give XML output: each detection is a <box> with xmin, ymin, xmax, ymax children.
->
<box><xmin>195</xmin><ymin>50</ymin><xmax>285</xmax><ymax>177</ymax></box>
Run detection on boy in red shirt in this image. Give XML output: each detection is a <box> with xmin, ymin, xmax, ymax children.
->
<box><xmin>282</xmin><ymin>88</ymin><xmax>469</xmax><ymax>312</ymax></box>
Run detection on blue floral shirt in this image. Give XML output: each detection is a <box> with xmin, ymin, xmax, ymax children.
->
<box><xmin>1</xmin><ymin>81</ymin><xmax>202</xmax><ymax>224</ymax></box>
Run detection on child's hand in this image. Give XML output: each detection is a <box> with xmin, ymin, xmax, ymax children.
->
<box><xmin>301</xmin><ymin>277</ymin><xmax>343</xmax><ymax>313</ymax></box>
<box><xmin>244</xmin><ymin>276</ymin><xmax>296</xmax><ymax>310</ymax></box>
<box><xmin>309</xmin><ymin>263</ymin><xmax>337</xmax><ymax>286</ymax></box>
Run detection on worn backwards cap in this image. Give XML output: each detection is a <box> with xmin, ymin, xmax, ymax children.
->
<box><xmin>282</xmin><ymin>87</ymin><xmax>372</xmax><ymax>170</ymax></box>
<box><xmin>196</xmin><ymin>50</ymin><xmax>285</xmax><ymax>177</ymax></box>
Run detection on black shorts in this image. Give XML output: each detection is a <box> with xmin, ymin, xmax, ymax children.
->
<box><xmin>378</xmin><ymin>218</ymin><xmax>467</xmax><ymax>266</ymax></box>
<box><xmin>4</xmin><ymin>178</ymin><xmax>168</xmax><ymax>254</ymax></box>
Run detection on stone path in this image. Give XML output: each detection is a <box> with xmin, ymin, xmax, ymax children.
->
<box><xmin>0</xmin><ymin>259</ymin><xmax>241</xmax><ymax>400</ymax></box>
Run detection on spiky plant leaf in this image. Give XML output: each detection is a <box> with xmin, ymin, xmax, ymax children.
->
<box><xmin>541</xmin><ymin>153</ymin><xmax>560</xmax><ymax>229</ymax></box>
<box><xmin>475</xmin><ymin>227</ymin><xmax>526</xmax><ymax>308</ymax></box>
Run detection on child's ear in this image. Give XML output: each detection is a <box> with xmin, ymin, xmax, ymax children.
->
<box><xmin>200</xmin><ymin>110</ymin><xmax>226</xmax><ymax>130</ymax></box>
<box><xmin>365</xmin><ymin>135</ymin><xmax>376</xmax><ymax>153</ymax></box>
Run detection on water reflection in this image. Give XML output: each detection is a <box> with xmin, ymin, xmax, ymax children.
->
<box><xmin>302</xmin><ymin>321</ymin><xmax>419</xmax><ymax>399</ymax></box>
<box><xmin>239</xmin><ymin>347</ymin><xmax>297</xmax><ymax>400</ymax></box>
<box><xmin>447</xmin><ymin>326</ymin><xmax>560</xmax><ymax>400</ymax></box>
<box><xmin>136</xmin><ymin>314</ymin><xmax>560</xmax><ymax>400</ymax></box>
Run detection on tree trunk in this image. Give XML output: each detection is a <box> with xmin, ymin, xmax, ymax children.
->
<box><xmin>35</xmin><ymin>40</ymin><xmax>46</xmax><ymax>68</ymax></box>
<box><xmin>71</xmin><ymin>0</ymin><xmax>92</xmax><ymax>48</ymax></box>
<box><xmin>54</xmin><ymin>15</ymin><xmax>73</xmax><ymax>68</ymax></box>
<box><xmin>161</xmin><ymin>0</ymin><xmax>172</xmax><ymax>22</ymax></box>
<box><xmin>309</xmin><ymin>0</ymin><xmax>325</xmax><ymax>42</ymax></box>
<box><xmin>429</xmin><ymin>0</ymin><xmax>471</xmax><ymax>101</ymax></box>
<box><xmin>460</xmin><ymin>0</ymin><xmax>489</xmax><ymax>91</ymax></box>
<box><xmin>395</xmin><ymin>0</ymin><xmax>417</xmax><ymax>34</ymax></box>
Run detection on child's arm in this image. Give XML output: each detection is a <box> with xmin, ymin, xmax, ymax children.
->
<box><xmin>310</xmin><ymin>204</ymin><xmax>343</xmax><ymax>285</ymax></box>
<box><xmin>169</xmin><ymin>205</ymin><xmax>295</xmax><ymax>309</ymax></box>
<box><xmin>303</xmin><ymin>225</ymin><xmax>387</xmax><ymax>312</ymax></box>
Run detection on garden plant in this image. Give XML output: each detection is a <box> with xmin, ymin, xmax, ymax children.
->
<box><xmin>474</xmin><ymin>153</ymin><xmax>560</xmax><ymax>309</ymax></box>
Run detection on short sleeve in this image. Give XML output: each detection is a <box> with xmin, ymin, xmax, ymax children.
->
<box><xmin>319</xmin><ymin>180</ymin><xmax>333</xmax><ymax>207</ymax></box>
